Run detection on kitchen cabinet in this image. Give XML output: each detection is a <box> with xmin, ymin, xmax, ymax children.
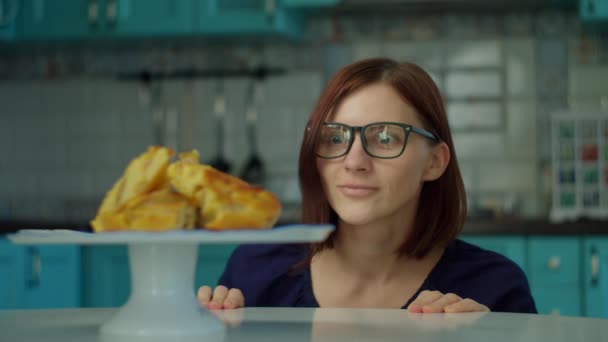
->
<box><xmin>0</xmin><ymin>238</ymin><xmax>80</xmax><ymax>309</ymax></box>
<box><xmin>197</xmin><ymin>0</ymin><xmax>304</xmax><ymax>39</ymax></box>
<box><xmin>580</xmin><ymin>0</ymin><xmax>608</xmax><ymax>22</ymax></box>
<box><xmin>528</xmin><ymin>237</ymin><xmax>582</xmax><ymax>316</ymax></box>
<box><xmin>282</xmin><ymin>0</ymin><xmax>340</xmax><ymax>8</ymax></box>
<box><xmin>20</xmin><ymin>0</ymin><xmax>194</xmax><ymax>41</ymax></box>
<box><xmin>583</xmin><ymin>237</ymin><xmax>608</xmax><ymax>318</ymax></box>
<box><xmin>0</xmin><ymin>238</ymin><xmax>26</xmax><ymax>309</ymax></box>
<box><xmin>105</xmin><ymin>0</ymin><xmax>194</xmax><ymax>38</ymax></box>
<box><xmin>81</xmin><ymin>245</ymin><xmax>130</xmax><ymax>307</ymax></box>
<box><xmin>21</xmin><ymin>0</ymin><xmax>93</xmax><ymax>40</ymax></box>
<box><xmin>0</xmin><ymin>0</ymin><xmax>20</xmax><ymax>41</ymax></box>
<box><xmin>460</xmin><ymin>235</ymin><xmax>584</xmax><ymax>316</ymax></box>
<box><xmin>15</xmin><ymin>0</ymin><xmax>340</xmax><ymax>42</ymax></box>
<box><xmin>81</xmin><ymin>244</ymin><xmax>237</xmax><ymax>308</ymax></box>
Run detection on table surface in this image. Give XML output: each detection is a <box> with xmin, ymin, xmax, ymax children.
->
<box><xmin>1</xmin><ymin>307</ymin><xmax>607</xmax><ymax>342</ymax></box>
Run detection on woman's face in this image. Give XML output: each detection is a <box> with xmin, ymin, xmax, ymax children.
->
<box><xmin>316</xmin><ymin>82</ymin><xmax>445</xmax><ymax>227</ymax></box>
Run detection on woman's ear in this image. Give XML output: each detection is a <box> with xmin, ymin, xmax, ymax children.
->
<box><xmin>422</xmin><ymin>142</ymin><xmax>450</xmax><ymax>181</ymax></box>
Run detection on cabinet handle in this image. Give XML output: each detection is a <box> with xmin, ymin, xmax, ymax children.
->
<box><xmin>106</xmin><ymin>0</ymin><xmax>117</xmax><ymax>23</ymax></box>
<box><xmin>26</xmin><ymin>247</ymin><xmax>41</xmax><ymax>289</ymax></box>
<box><xmin>88</xmin><ymin>0</ymin><xmax>99</xmax><ymax>25</ymax></box>
<box><xmin>547</xmin><ymin>256</ymin><xmax>561</xmax><ymax>270</ymax></box>
<box><xmin>591</xmin><ymin>246</ymin><xmax>599</xmax><ymax>287</ymax></box>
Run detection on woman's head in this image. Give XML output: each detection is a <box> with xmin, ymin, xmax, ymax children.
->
<box><xmin>299</xmin><ymin>58</ymin><xmax>466</xmax><ymax>259</ymax></box>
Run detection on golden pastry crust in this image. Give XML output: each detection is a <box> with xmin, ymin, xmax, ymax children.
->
<box><xmin>91</xmin><ymin>146</ymin><xmax>281</xmax><ymax>232</ymax></box>
<box><xmin>91</xmin><ymin>188</ymin><xmax>196</xmax><ymax>232</ymax></box>
<box><xmin>168</xmin><ymin>151</ymin><xmax>281</xmax><ymax>230</ymax></box>
<box><xmin>97</xmin><ymin>145</ymin><xmax>174</xmax><ymax>215</ymax></box>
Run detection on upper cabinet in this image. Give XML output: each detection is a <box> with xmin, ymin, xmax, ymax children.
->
<box><xmin>20</xmin><ymin>0</ymin><xmax>194</xmax><ymax>41</ymax></box>
<box><xmin>16</xmin><ymin>0</ymin><xmax>339</xmax><ymax>42</ymax></box>
<box><xmin>282</xmin><ymin>0</ymin><xmax>340</xmax><ymax>9</ymax></box>
<box><xmin>21</xmin><ymin>0</ymin><xmax>93</xmax><ymax>40</ymax></box>
<box><xmin>107</xmin><ymin>0</ymin><xmax>194</xmax><ymax>38</ymax></box>
<box><xmin>0</xmin><ymin>0</ymin><xmax>20</xmax><ymax>41</ymax></box>
<box><xmin>581</xmin><ymin>0</ymin><xmax>608</xmax><ymax>22</ymax></box>
<box><xmin>198</xmin><ymin>0</ymin><xmax>302</xmax><ymax>39</ymax></box>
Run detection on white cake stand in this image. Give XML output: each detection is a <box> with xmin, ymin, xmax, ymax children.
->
<box><xmin>7</xmin><ymin>224</ymin><xmax>334</xmax><ymax>340</ymax></box>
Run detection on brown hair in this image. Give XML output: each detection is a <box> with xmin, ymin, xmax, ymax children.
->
<box><xmin>298</xmin><ymin>57</ymin><xmax>466</xmax><ymax>260</ymax></box>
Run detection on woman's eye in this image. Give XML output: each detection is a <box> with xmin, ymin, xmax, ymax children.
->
<box><xmin>330</xmin><ymin>135</ymin><xmax>345</xmax><ymax>144</ymax></box>
<box><xmin>377</xmin><ymin>132</ymin><xmax>393</xmax><ymax>144</ymax></box>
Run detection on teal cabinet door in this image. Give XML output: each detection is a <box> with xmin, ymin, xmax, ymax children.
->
<box><xmin>195</xmin><ymin>244</ymin><xmax>237</xmax><ymax>290</ymax></box>
<box><xmin>282</xmin><ymin>0</ymin><xmax>340</xmax><ymax>8</ymax></box>
<box><xmin>528</xmin><ymin>237</ymin><xmax>582</xmax><ymax>316</ymax></box>
<box><xmin>198</xmin><ymin>0</ymin><xmax>303</xmax><ymax>39</ymax></box>
<box><xmin>0</xmin><ymin>0</ymin><xmax>20</xmax><ymax>41</ymax></box>
<box><xmin>82</xmin><ymin>244</ymin><xmax>237</xmax><ymax>307</ymax></box>
<box><xmin>459</xmin><ymin>235</ymin><xmax>527</xmax><ymax>273</ymax></box>
<box><xmin>21</xmin><ymin>0</ymin><xmax>195</xmax><ymax>41</ymax></box>
<box><xmin>0</xmin><ymin>239</ymin><xmax>26</xmax><ymax>309</ymax></box>
<box><xmin>0</xmin><ymin>239</ymin><xmax>80</xmax><ymax>309</ymax></box>
<box><xmin>583</xmin><ymin>237</ymin><xmax>608</xmax><ymax>318</ymax></box>
<box><xmin>580</xmin><ymin>0</ymin><xmax>608</xmax><ymax>21</ymax></box>
<box><xmin>23</xmin><ymin>245</ymin><xmax>81</xmax><ymax>308</ymax></box>
<box><xmin>81</xmin><ymin>246</ymin><xmax>130</xmax><ymax>307</ymax></box>
<box><xmin>108</xmin><ymin>0</ymin><xmax>194</xmax><ymax>37</ymax></box>
<box><xmin>21</xmin><ymin>0</ymin><xmax>94</xmax><ymax>40</ymax></box>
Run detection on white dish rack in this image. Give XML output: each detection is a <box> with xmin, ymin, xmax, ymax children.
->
<box><xmin>551</xmin><ymin>113</ymin><xmax>608</xmax><ymax>222</ymax></box>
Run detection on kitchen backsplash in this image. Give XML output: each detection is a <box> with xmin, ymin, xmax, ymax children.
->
<box><xmin>1</xmin><ymin>9</ymin><xmax>607</xmax><ymax>224</ymax></box>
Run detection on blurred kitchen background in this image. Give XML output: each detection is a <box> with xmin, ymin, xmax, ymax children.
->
<box><xmin>1</xmin><ymin>0</ymin><xmax>608</xmax><ymax>317</ymax></box>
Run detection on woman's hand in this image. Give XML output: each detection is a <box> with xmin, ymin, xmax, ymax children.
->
<box><xmin>407</xmin><ymin>290</ymin><xmax>490</xmax><ymax>313</ymax></box>
<box><xmin>197</xmin><ymin>285</ymin><xmax>245</xmax><ymax>310</ymax></box>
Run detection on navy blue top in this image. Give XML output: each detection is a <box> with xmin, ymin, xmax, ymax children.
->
<box><xmin>218</xmin><ymin>239</ymin><xmax>537</xmax><ymax>313</ymax></box>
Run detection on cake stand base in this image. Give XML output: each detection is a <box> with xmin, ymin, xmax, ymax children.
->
<box><xmin>99</xmin><ymin>243</ymin><xmax>226</xmax><ymax>339</ymax></box>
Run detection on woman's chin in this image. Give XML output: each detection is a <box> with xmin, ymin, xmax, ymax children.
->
<box><xmin>336</xmin><ymin>210</ymin><xmax>377</xmax><ymax>226</ymax></box>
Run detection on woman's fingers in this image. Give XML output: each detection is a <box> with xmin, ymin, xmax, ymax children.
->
<box><xmin>223</xmin><ymin>288</ymin><xmax>245</xmax><ymax>309</ymax></box>
<box><xmin>407</xmin><ymin>291</ymin><xmax>489</xmax><ymax>313</ymax></box>
<box><xmin>197</xmin><ymin>285</ymin><xmax>213</xmax><ymax>308</ymax></box>
<box><xmin>444</xmin><ymin>298</ymin><xmax>490</xmax><ymax>313</ymax></box>
<box><xmin>198</xmin><ymin>285</ymin><xmax>245</xmax><ymax>310</ymax></box>
<box><xmin>208</xmin><ymin>285</ymin><xmax>229</xmax><ymax>310</ymax></box>
<box><xmin>407</xmin><ymin>290</ymin><xmax>444</xmax><ymax>313</ymax></box>
<box><xmin>420</xmin><ymin>293</ymin><xmax>462</xmax><ymax>313</ymax></box>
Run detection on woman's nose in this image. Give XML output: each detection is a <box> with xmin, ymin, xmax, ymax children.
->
<box><xmin>343</xmin><ymin>133</ymin><xmax>371</xmax><ymax>171</ymax></box>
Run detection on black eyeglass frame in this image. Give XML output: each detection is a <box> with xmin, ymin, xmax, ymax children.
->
<box><xmin>315</xmin><ymin>121</ymin><xmax>440</xmax><ymax>159</ymax></box>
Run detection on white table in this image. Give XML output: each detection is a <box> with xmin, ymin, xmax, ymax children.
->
<box><xmin>1</xmin><ymin>307</ymin><xmax>607</xmax><ymax>342</ymax></box>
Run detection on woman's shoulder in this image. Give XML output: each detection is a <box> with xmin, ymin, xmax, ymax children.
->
<box><xmin>444</xmin><ymin>239</ymin><xmax>523</xmax><ymax>269</ymax></box>
<box><xmin>440</xmin><ymin>239</ymin><xmax>529</xmax><ymax>283</ymax></box>
<box><xmin>432</xmin><ymin>239</ymin><xmax>537</xmax><ymax>313</ymax></box>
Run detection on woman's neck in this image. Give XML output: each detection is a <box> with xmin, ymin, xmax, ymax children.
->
<box><xmin>328</xmin><ymin>214</ymin><xmax>417</xmax><ymax>283</ymax></box>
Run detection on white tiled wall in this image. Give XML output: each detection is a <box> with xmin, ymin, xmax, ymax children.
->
<box><xmin>2</xmin><ymin>12</ymin><xmax>608</xmax><ymax>222</ymax></box>
<box><xmin>0</xmin><ymin>70</ymin><xmax>322</xmax><ymax>221</ymax></box>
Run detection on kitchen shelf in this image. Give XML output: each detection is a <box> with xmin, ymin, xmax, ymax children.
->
<box><xmin>551</xmin><ymin>113</ymin><xmax>608</xmax><ymax>222</ymax></box>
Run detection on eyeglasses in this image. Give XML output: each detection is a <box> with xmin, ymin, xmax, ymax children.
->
<box><xmin>315</xmin><ymin>121</ymin><xmax>440</xmax><ymax>159</ymax></box>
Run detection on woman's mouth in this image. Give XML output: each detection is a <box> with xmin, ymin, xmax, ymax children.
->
<box><xmin>337</xmin><ymin>184</ymin><xmax>379</xmax><ymax>197</ymax></box>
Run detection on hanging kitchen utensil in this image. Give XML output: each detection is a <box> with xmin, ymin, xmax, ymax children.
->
<box><xmin>240</xmin><ymin>74</ymin><xmax>266</xmax><ymax>186</ymax></box>
<box><xmin>208</xmin><ymin>79</ymin><xmax>232</xmax><ymax>173</ymax></box>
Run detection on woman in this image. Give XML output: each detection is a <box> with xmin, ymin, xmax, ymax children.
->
<box><xmin>197</xmin><ymin>58</ymin><xmax>537</xmax><ymax>314</ymax></box>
